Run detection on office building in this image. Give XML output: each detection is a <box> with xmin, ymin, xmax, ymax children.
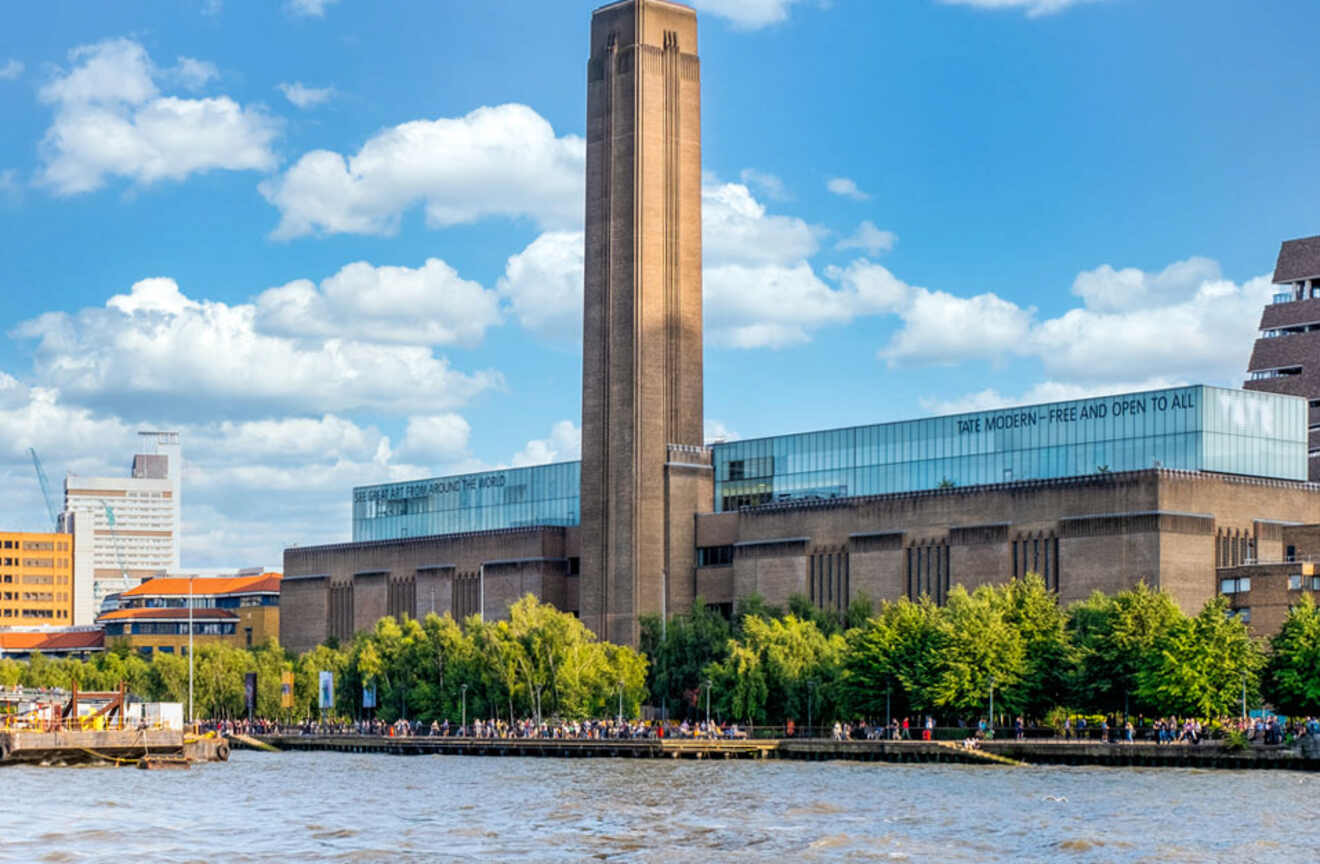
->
<box><xmin>62</xmin><ymin>431</ymin><xmax>182</xmax><ymax>622</ymax></box>
<box><xmin>0</xmin><ymin>531</ymin><xmax>75</xmax><ymax>626</ymax></box>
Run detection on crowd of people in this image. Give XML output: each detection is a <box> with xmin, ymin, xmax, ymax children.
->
<box><xmin>203</xmin><ymin>713</ymin><xmax>1320</xmax><ymax>748</ymax></box>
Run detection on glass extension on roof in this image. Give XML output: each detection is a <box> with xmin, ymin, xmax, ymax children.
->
<box><xmin>711</xmin><ymin>385</ymin><xmax>1307</xmax><ymax>512</ymax></box>
<box><xmin>352</xmin><ymin>461</ymin><xmax>580</xmax><ymax>542</ymax></box>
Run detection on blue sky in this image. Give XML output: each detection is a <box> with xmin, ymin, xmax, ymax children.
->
<box><xmin>1</xmin><ymin>0</ymin><xmax>1317</xmax><ymax>567</ymax></box>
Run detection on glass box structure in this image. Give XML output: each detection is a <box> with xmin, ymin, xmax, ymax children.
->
<box><xmin>712</xmin><ymin>385</ymin><xmax>1307</xmax><ymax>511</ymax></box>
<box><xmin>353</xmin><ymin>461</ymin><xmax>580</xmax><ymax>542</ymax></box>
<box><xmin>350</xmin><ymin>386</ymin><xmax>1307</xmax><ymax>540</ymax></box>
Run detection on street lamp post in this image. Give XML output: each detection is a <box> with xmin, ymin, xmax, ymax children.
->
<box><xmin>704</xmin><ymin>679</ymin><xmax>712</xmax><ymax>728</ymax></box>
<box><xmin>1241</xmin><ymin>673</ymin><xmax>1248</xmax><ymax>721</ymax></box>
<box><xmin>461</xmin><ymin>683</ymin><xmax>468</xmax><ymax>736</ymax></box>
<box><xmin>807</xmin><ymin>679</ymin><xmax>817</xmax><ymax>739</ymax></box>
<box><xmin>617</xmin><ymin>681</ymin><xmax>624</xmax><ymax>723</ymax></box>
<box><xmin>188</xmin><ymin>575</ymin><xmax>194</xmax><ymax>729</ymax></box>
<box><xmin>885</xmin><ymin>682</ymin><xmax>892</xmax><ymax>729</ymax></box>
<box><xmin>987</xmin><ymin>675</ymin><xmax>996</xmax><ymax>740</ymax></box>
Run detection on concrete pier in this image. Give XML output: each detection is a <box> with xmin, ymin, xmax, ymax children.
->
<box><xmin>234</xmin><ymin>735</ymin><xmax>1320</xmax><ymax>770</ymax></box>
<box><xmin>0</xmin><ymin>729</ymin><xmax>183</xmax><ymax>765</ymax></box>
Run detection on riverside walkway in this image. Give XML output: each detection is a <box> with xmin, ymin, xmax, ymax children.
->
<box><xmin>233</xmin><ymin>734</ymin><xmax>1320</xmax><ymax>770</ymax></box>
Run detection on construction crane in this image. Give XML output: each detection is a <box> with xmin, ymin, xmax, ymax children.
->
<box><xmin>98</xmin><ymin>499</ymin><xmax>130</xmax><ymax>584</ymax></box>
<box><xmin>28</xmin><ymin>448</ymin><xmax>58</xmax><ymax>531</ymax></box>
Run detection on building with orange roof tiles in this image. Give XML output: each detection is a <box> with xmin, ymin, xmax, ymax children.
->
<box><xmin>97</xmin><ymin>570</ymin><xmax>280</xmax><ymax>657</ymax></box>
<box><xmin>0</xmin><ymin>626</ymin><xmax>104</xmax><ymax>660</ymax></box>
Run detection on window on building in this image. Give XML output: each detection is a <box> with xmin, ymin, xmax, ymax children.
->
<box><xmin>1289</xmin><ymin>574</ymin><xmax>1304</xmax><ymax>591</ymax></box>
<box><xmin>568</xmin><ymin>557</ymin><xmax>581</xmax><ymax>576</ymax></box>
<box><xmin>697</xmin><ymin>546</ymin><xmax>734</xmax><ymax>567</ymax></box>
<box><xmin>1287</xmin><ymin>545</ymin><xmax>1297</xmax><ymax>562</ymax></box>
<box><xmin>1236</xmin><ymin>608</ymin><xmax>1252</xmax><ymax>624</ymax></box>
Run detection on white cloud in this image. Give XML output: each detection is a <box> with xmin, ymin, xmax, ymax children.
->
<box><xmin>691</xmin><ymin>0</ymin><xmax>812</xmax><ymax>29</ymax></box>
<box><xmin>0</xmin><ymin>170</ymin><xmax>18</xmax><ymax>204</ymax></box>
<box><xmin>37</xmin><ymin>38</ymin><xmax>278</xmax><ymax>195</ymax></box>
<box><xmin>497</xmin><ymin>231</ymin><xmax>583</xmax><ymax>342</ymax></box>
<box><xmin>170</xmin><ymin>57</ymin><xmax>219</xmax><ymax>90</ymax></box>
<box><xmin>836</xmin><ymin>220</ymin><xmax>897</xmax><ymax>255</ymax></box>
<box><xmin>1069</xmin><ymin>257</ymin><xmax>1220</xmax><ymax>314</ymax></box>
<box><xmin>12</xmin><ymin>276</ymin><xmax>500</xmax><ymax>420</ymax></box>
<box><xmin>259</xmin><ymin>103</ymin><xmax>584</xmax><ymax>239</ymax></box>
<box><xmin>288</xmin><ymin>0</ymin><xmax>340</xmax><ymax>17</ymax></box>
<box><xmin>490</xmin><ymin>180</ymin><xmax>890</xmax><ymax>350</ymax></box>
<box><xmin>0</xmin><ymin>59</ymin><xmax>23</xmax><ymax>81</ymax></box>
<box><xmin>703</xmin><ymin>182</ymin><xmax>820</xmax><ymax>266</ymax></box>
<box><xmin>255</xmin><ymin>258</ymin><xmax>501</xmax><ymax>348</ymax></box>
<box><xmin>278</xmin><ymin>81</ymin><xmax>334</xmax><ymax>109</ymax></box>
<box><xmin>512</xmin><ymin>421</ymin><xmax>581</xmax><ymax>467</ymax></box>
<box><xmin>1031</xmin><ymin>270</ymin><xmax>1273</xmax><ymax>384</ymax></box>
<box><xmin>398</xmin><ymin>415</ymin><xmax>472</xmax><ymax>463</ymax></box>
<box><xmin>704</xmin><ymin>419</ymin><xmax>738</xmax><ymax>444</ymax></box>
<box><xmin>937</xmin><ymin>0</ymin><xmax>1102</xmax><ymax>17</ymax></box>
<box><xmin>827</xmin><ymin>176</ymin><xmax>870</xmax><ymax>201</ymax></box>
<box><xmin>859</xmin><ymin>255</ymin><xmax>1272</xmax><ymax>389</ymax></box>
<box><xmin>739</xmin><ymin>168</ymin><xmax>789</xmax><ymax>201</ymax></box>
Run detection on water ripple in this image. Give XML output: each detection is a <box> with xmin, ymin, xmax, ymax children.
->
<box><xmin>1</xmin><ymin>754</ymin><xmax>1319</xmax><ymax>862</ymax></box>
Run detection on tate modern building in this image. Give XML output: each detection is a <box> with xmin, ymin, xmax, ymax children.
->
<box><xmin>279</xmin><ymin>0</ymin><xmax>1320</xmax><ymax>651</ymax></box>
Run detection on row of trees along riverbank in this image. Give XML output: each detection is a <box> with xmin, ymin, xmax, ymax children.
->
<box><xmin>644</xmin><ymin>576</ymin><xmax>1320</xmax><ymax>725</ymax></box>
<box><xmin>4</xmin><ymin>578</ymin><xmax>1320</xmax><ymax>724</ymax></box>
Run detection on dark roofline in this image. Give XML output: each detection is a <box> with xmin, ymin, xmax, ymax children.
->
<box><xmin>1273</xmin><ymin>235</ymin><xmax>1320</xmax><ymax>284</ymax></box>
<box><xmin>285</xmin><ymin>525</ymin><xmax>567</xmax><ymax>556</ymax></box>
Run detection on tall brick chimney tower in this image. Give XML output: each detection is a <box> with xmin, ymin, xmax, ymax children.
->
<box><xmin>579</xmin><ymin>0</ymin><xmax>707</xmax><ymax>644</ymax></box>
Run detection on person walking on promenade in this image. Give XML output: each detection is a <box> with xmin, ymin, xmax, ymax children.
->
<box><xmin>1063</xmin><ymin>716</ymin><xmax>1072</xmax><ymax>740</ymax></box>
<box><xmin>901</xmin><ymin>716</ymin><xmax>910</xmax><ymax>739</ymax></box>
<box><xmin>1124</xmin><ymin>720</ymin><xmax>1134</xmax><ymax>743</ymax></box>
<box><xmin>1015</xmin><ymin>716</ymin><xmax>1024</xmax><ymax>741</ymax></box>
<box><xmin>923</xmin><ymin>715</ymin><xmax>934</xmax><ymax>741</ymax></box>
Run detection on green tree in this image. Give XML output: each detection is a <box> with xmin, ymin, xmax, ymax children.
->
<box><xmin>927</xmin><ymin>586</ymin><xmax>1025</xmax><ymax>718</ymax></box>
<box><xmin>992</xmin><ymin>574</ymin><xmax>1072</xmax><ymax>720</ymax></box>
<box><xmin>1265</xmin><ymin>594</ymin><xmax>1320</xmax><ymax>716</ymax></box>
<box><xmin>641</xmin><ymin>598</ymin><xmax>730</xmax><ymax>719</ymax></box>
<box><xmin>1136</xmin><ymin>596</ymin><xmax>1263</xmax><ymax>717</ymax></box>
<box><xmin>1068</xmin><ymin>583</ymin><xmax>1182</xmax><ymax>715</ymax></box>
<box><xmin>706</xmin><ymin>614</ymin><xmax>843</xmax><ymax>726</ymax></box>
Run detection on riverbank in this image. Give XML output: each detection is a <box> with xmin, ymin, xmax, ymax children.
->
<box><xmin>234</xmin><ymin>734</ymin><xmax>1320</xmax><ymax>770</ymax></box>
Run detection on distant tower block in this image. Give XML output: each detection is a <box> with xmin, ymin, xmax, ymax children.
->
<box><xmin>580</xmin><ymin>0</ymin><xmax>708</xmax><ymax>644</ymax></box>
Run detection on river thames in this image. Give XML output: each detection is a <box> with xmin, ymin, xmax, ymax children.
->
<box><xmin>4</xmin><ymin>752</ymin><xmax>1318</xmax><ymax>861</ymax></box>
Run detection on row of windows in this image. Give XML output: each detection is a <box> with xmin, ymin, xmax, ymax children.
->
<box><xmin>0</xmin><ymin>608</ymin><xmax>65</xmax><ymax>618</ymax></box>
<box><xmin>127</xmin><ymin>595</ymin><xmax>279</xmax><ymax>609</ymax></box>
<box><xmin>0</xmin><ymin>540</ymin><xmax>68</xmax><ymax>551</ymax></box>
<box><xmin>1</xmin><ymin>592</ymin><xmax>66</xmax><ymax>602</ymax></box>
<box><xmin>104</xmin><ymin>622</ymin><xmax>237</xmax><ymax>636</ymax></box>
<box><xmin>697</xmin><ymin>546</ymin><xmax>734</xmax><ymax>567</ymax></box>
<box><xmin>1222</xmin><ymin>574</ymin><xmax>1320</xmax><ymax>594</ymax></box>
<box><xmin>0</xmin><ymin>558</ymin><xmax>64</xmax><ymax>568</ymax></box>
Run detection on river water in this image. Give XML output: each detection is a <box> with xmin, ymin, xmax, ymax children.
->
<box><xmin>3</xmin><ymin>752</ymin><xmax>1318</xmax><ymax>862</ymax></box>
